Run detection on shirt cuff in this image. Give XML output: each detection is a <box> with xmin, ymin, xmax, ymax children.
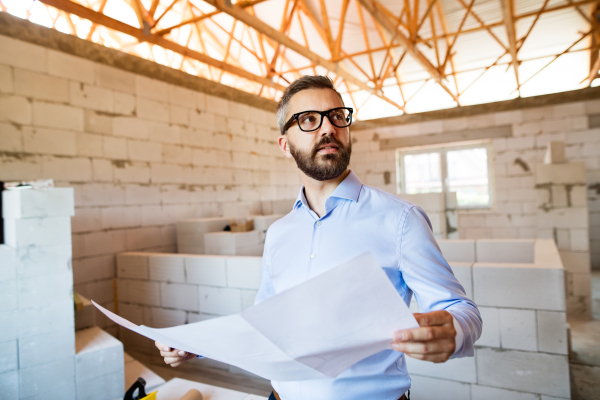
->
<box><xmin>452</xmin><ymin>317</ymin><xmax>464</xmax><ymax>356</ymax></box>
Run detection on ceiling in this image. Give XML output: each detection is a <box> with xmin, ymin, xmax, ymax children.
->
<box><xmin>1</xmin><ymin>0</ymin><xmax>596</xmax><ymax>120</ymax></box>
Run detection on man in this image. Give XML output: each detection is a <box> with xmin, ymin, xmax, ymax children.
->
<box><xmin>157</xmin><ymin>76</ymin><xmax>482</xmax><ymax>400</ymax></box>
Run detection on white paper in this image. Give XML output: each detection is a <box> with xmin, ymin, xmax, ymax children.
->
<box><xmin>93</xmin><ymin>252</ymin><xmax>418</xmax><ymax>381</ymax></box>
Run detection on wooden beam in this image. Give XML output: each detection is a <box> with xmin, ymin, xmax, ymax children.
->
<box><xmin>356</xmin><ymin>0</ymin><xmax>459</xmax><ymax>103</ymax></box>
<box><xmin>206</xmin><ymin>0</ymin><xmax>404</xmax><ymax>110</ymax></box>
<box><xmin>154</xmin><ymin>0</ymin><xmax>267</xmax><ymax>36</ymax></box>
<box><xmin>333</xmin><ymin>0</ymin><xmax>350</xmax><ymax>59</ymax></box>
<box><xmin>500</xmin><ymin>0</ymin><xmax>521</xmax><ymax>96</ymax></box>
<box><xmin>38</xmin><ymin>0</ymin><xmax>286</xmax><ymax>91</ymax></box>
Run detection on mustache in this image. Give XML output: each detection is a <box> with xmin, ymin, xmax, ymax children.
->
<box><xmin>311</xmin><ymin>136</ymin><xmax>345</xmax><ymax>156</ymax></box>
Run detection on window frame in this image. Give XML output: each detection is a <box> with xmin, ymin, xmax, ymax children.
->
<box><xmin>395</xmin><ymin>140</ymin><xmax>496</xmax><ymax>210</ymax></box>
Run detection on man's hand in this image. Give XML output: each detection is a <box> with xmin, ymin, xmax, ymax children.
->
<box><xmin>155</xmin><ymin>341</ymin><xmax>197</xmax><ymax>367</ymax></box>
<box><xmin>391</xmin><ymin>310</ymin><xmax>456</xmax><ymax>363</ymax></box>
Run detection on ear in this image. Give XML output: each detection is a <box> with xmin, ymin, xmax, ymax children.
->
<box><xmin>278</xmin><ymin>135</ymin><xmax>294</xmax><ymax>159</ymax></box>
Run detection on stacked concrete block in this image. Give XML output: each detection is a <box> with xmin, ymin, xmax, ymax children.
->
<box><xmin>75</xmin><ymin>327</ymin><xmax>124</xmax><ymax>400</ymax></box>
<box><xmin>1</xmin><ymin>188</ymin><xmax>78</xmax><ymax>399</ymax></box>
<box><xmin>408</xmin><ymin>239</ymin><xmax>570</xmax><ymax>399</ymax></box>
<box><xmin>261</xmin><ymin>199</ymin><xmax>295</xmax><ymax>215</ymax></box>
<box><xmin>204</xmin><ymin>230</ymin><xmax>263</xmax><ymax>256</ymax></box>
<box><xmin>177</xmin><ymin>217</ymin><xmax>230</xmax><ymax>254</ymax></box>
<box><xmin>397</xmin><ymin>192</ymin><xmax>459</xmax><ymax>239</ymax></box>
<box><xmin>177</xmin><ymin>214</ymin><xmax>282</xmax><ymax>255</ymax></box>
<box><xmin>535</xmin><ymin>147</ymin><xmax>592</xmax><ymax>318</ymax></box>
<box><xmin>116</xmin><ymin>252</ymin><xmax>261</xmax><ymax>360</ymax></box>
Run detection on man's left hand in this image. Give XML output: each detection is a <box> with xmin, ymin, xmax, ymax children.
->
<box><xmin>391</xmin><ymin>310</ymin><xmax>456</xmax><ymax>363</ymax></box>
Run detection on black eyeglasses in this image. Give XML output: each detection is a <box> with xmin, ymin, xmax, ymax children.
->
<box><xmin>283</xmin><ymin>107</ymin><xmax>353</xmax><ymax>133</ymax></box>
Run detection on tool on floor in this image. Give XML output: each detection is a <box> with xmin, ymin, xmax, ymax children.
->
<box><xmin>179</xmin><ymin>389</ymin><xmax>203</xmax><ymax>400</ymax></box>
<box><xmin>124</xmin><ymin>377</ymin><xmax>157</xmax><ymax>400</ymax></box>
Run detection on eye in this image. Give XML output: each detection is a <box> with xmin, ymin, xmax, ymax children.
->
<box><xmin>300</xmin><ymin>114</ymin><xmax>317</xmax><ymax>124</ymax></box>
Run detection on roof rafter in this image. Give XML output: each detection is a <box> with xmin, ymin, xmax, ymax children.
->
<box><xmin>356</xmin><ymin>0</ymin><xmax>459</xmax><ymax>103</ymax></box>
<box><xmin>500</xmin><ymin>0</ymin><xmax>521</xmax><ymax>96</ymax></box>
<box><xmin>38</xmin><ymin>0</ymin><xmax>285</xmax><ymax>91</ymax></box>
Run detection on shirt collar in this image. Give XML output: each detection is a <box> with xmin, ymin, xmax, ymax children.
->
<box><xmin>293</xmin><ymin>170</ymin><xmax>363</xmax><ymax>210</ymax></box>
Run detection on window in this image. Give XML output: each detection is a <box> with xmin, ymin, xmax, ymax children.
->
<box><xmin>396</xmin><ymin>141</ymin><xmax>495</xmax><ymax>209</ymax></box>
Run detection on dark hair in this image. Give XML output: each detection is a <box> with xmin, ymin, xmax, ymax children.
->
<box><xmin>276</xmin><ymin>76</ymin><xmax>344</xmax><ymax>134</ymax></box>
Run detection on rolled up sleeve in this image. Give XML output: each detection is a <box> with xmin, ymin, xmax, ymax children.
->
<box><xmin>398</xmin><ymin>206</ymin><xmax>482</xmax><ymax>358</ymax></box>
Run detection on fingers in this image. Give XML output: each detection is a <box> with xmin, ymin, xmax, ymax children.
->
<box><xmin>393</xmin><ymin>325</ymin><xmax>455</xmax><ymax>342</ymax></box>
<box><xmin>392</xmin><ymin>339</ymin><xmax>455</xmax><ymax>354</ymax></box>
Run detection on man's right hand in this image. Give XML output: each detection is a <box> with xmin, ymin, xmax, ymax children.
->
<box><xmin>155</xmin><ymin>341</ymin><xmax>197</xmax><ymax>367</ymax></box>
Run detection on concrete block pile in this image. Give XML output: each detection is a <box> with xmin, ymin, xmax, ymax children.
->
<box><xmin>410</xmin><ymin>238</ymin><xmax>570</xmax><ymax>399</ymax></box>
<box><xmin>535</xmin><ymin>141</ymin><xmax>592</xmax><ymax>318</ymax></box>
<box><xmin>116</xmin><ymin>252</ymin><xmax>262</xmax><ymax>358</ymax></box>
<box><xmin>397</xmin><ymin>192</ymin><xmax>459</xmax><ymax>239</ymax></box>
<box><xmin>177</xmin><ymin>210</ymin><xmax>287</xmax><ymax>255</ymax></box>
<box><xmin>0</xmin><ymin>187</ymin><xmax>125</xmax><ymax>399</ymax></box>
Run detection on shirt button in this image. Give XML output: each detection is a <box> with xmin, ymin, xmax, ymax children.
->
<box><xmin>310</xmin><ymin>253</ymin><xmax>316</xmax><ymax>259</ymax></box>
<box><xmin>316</xmin><ymin>221</ymin><xmax>322</xmax><ymax>226</ymax></box>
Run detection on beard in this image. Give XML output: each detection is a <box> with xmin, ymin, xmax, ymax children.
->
<box><xmin>288</xmin><ymin>135</ymin><xmax>352</xmax><ymax>181</ymax></box>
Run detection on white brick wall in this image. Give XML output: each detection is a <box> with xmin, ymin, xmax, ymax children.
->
<box><xmin>351</xmin><ymin>98</ymin><xmax>600</xmax><ymax>270</ymax></box>
<box><xmin>0</xmin><ymin>33</ymin><xmax>299</xmax><ymax>327</ymax></box>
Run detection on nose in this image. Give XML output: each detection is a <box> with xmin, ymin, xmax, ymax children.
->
<box><xmin>319</xmin><ymin>114</ymin><xmax>336</xmax><ymax>137</ymax></box>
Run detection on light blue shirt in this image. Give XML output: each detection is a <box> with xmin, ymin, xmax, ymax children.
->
<box><xmin>256</xmin><ymin>170</ymin><xmax>482</xmax><ymax>400</ymax></box>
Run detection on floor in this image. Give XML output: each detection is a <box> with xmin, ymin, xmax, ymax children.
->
<box><xmin>130</xmin><ymin>271</ymin><xmax>600</xmax><ymax>400</ymax></box>
<box><xmin>129</xmin><ymin>351</ymin><xmax>272</xmax><ymax>398</ymax></box>
<box><xmin>568</xmin><ymin>270</ymin><xmax>600</xmax><ymax>400</ymax></box>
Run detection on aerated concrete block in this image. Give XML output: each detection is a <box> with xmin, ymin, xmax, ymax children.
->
<box><xmin>499</xmin><ymin>309</ymin><xmax>538</xmax><ymax>351</ymax></box>
<box><xmin>0</xmin><ymin>370</ymin><xmax>18</xmax><ymax>399</ymax></box>
<box><xmin>0</xmin><ymin>340</ymin><xmax>17</xmax><ymax>374</ymax></box>
<box><xmin>15</xmin><ymin>244</ymin><xmax>71</xmax><ymax>278</ymax></box>
<box><xmin>242</xmin><ymin>290</ymin><xmax>258</xmax><ymax>309</ymax></box>
<box><xmin>0</xmin><ymin>280</ymin><xmax>17</xmax><ymax>311</ymax></box>
<box><xmin>4</xmin><ymin>216</ymin><xmax>71</xmax><ymax>249</ymax></box>
<box><xmin>226</xmin><ymin>257</ymin><xmax>262</xmax><ymax>290</ymax></box>
<box><xmin>149</xmin><ymin>254</ymin><xmax>185</xmax><ymax>283</ymax></box>
<box><xmin>406</xmin><ymin>353</ymin><xmax>476</xmax><ymax>383</ymax></box>
<box><xmin>397</xmin><ymin>192</ymin><xmax>445</xmax><ymax>212</ymax></box>
<box><xmin>2</xmin><ymin>188</ymin><xmax>74</xmax><ymax>219</ymax></box>
<box><xmin>538</xmin><ymin>208</ymin><xmax>588</xmax><ymax>229</ymax></box>
<box><xmin>17</xmin><ymin>271</ymin><xmax>73</xmax><ymax>308</ymax></box>
<box><xmin>160</xmin><ymin>282</ymin><xmax>199</xmax><ymax>311</ymax></box>
<box><xmin>253</xmin><ymin>214</ymin><xmax>283</xmax><ymax>232</ymax></box>
<box><xmin>198</xmin><ymin>286</ymin><xmax>242</xmax><ymax>316</ymax></box>
<box><xmin>438</xmin><ymin>240</ymin><xmax>476</xmax><ymax>263</ymax></box>
<box><xmin>148</xmin><ymin>307</ymin><xmax>186</xmax><ymax>327</ymax></box>
<box><xmin>409</xmin><ymin>375</ymin><xmax>471</xmax><ymax>400</ymax></box>
<box><xmin>76</xmin><ymin>370</ymin><xmax>124</xmax><ymax>400</ymax></box>
<box><xmin>544</xmin><ymin>141</ymin><xmax>566</xmax><ymax>164</ymax></box>
<box><xmin>476</xmin><ymin>307</ymin><xmax>500</xmax><ymax>348</ymax></box>
<box><xmin>18</xmin><ymin>300</ymin><xmax>74</xmax><ymax>338</ymax></box>
<box><xmin>18</xmin><ymin>328</ymin><xmax>75</xmax><ymax>369</ymax></box>
<box><xmin>537</xmin><ymin>311</ymin><xmax>568</xmax><ymax>355</ymax></box>
<box><xmin>476</xmin><ymin>348</ymin><xmax>570</xmax><ymax>398</ymax></box>
<box><xmin>75</xmin><ymin>327</ymin><xmax>124</xmax><ymax>383</ymax></box>
<box><xmin>117</xmin><ymin>279</ymin><xmax>161</xmax><ymax>306</ymax></box>
<box><xmin>19</xmin><ymin>356</ymin><xmax>76</xmax><ymax>399</ymax></box>
<box><xmin>471</xmin><ymin>385</ymin><xmax>539</xmax><ymax>400</ymax></box>
<box><xmin>449</xmin><ymin>262</ymin><xmax>473</xmax><ymax>299</ymax></box>
<box><xmin>0</xmin><ymin>310</ymin><xmax>17</xmax><ymax>343</ymax></box>
<box><xmin>185</xmin><ymin>256</ymin><xmax>227</xmax><ymax>286</ymax></box>
<box><xmin>473</xmin><ymin>265</ymin><xmax>565</xmax><ymax>311</ymax></box>
<box><xmin>0</xmin><ymin>245</ymin><xmax>15</xmax><ymax>282</ymax></box>
<box><xmin>535</xmin><ymin>162</ymin><xmax>586</xmax><ymax>185</ymax></box>
<box><xmin>476</xmin><ymin>239</ymin><xmax>535</xmax><ymax>263</ymax></box>
<box><xmin>117</xmin><ymin>253</ymin><xmax>149</xmax><ymax>279</ymax></box>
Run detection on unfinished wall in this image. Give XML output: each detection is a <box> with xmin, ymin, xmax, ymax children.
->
<box><xmin>0</xmin><ymin>33</ymin><xmax>300</xmax><ymax>333</ymax></box>
<box><xmin>351</xmin><ymin>97</ymin><xmax>600</xmax><ymax>271</ymax></box>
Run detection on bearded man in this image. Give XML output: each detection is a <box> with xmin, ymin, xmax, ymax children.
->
<box><xmin>157</xmin><ymin>76</ymin><xmax>482</xmax><ymax>400</ymax></box>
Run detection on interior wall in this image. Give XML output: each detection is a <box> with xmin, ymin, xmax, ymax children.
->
<box><xmin>0</xmin><ymin>34</ymin><xmax>300</xmax><ymax>332</ymax></box>
<box><xmin>350</xmin><ymin>99</ymin><xmax>600</xmax><ymax>269</ymax></box>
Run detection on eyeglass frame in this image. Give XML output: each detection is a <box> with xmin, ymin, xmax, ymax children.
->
<box><xmin>282</xmin><ymin>107</ymin><xmax>354</xmax><ymax>134</ymax></box>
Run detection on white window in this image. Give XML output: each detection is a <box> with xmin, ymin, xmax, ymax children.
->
<box><xmin>396</xmin><ymin>141</ymin><xmax>495</xmax><ymax>209</ymax></box>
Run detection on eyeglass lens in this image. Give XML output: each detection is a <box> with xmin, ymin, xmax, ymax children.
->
<box><xmin>297</xmin><ymin>108</ymin><xmax>351</xmax><ymax>132</ymax></box>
